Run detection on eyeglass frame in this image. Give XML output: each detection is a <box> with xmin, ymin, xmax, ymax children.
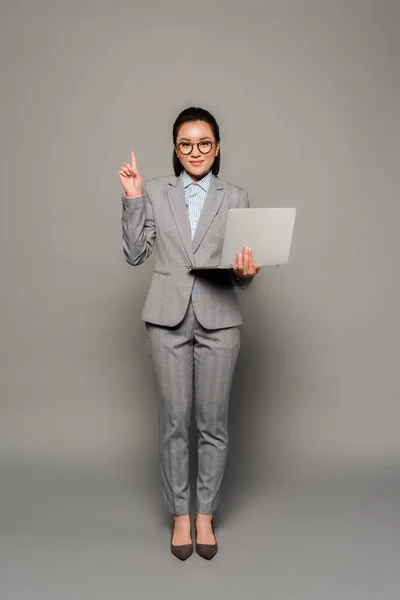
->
<box><xmin>174</xmin><ymin>141</ymin><xmax>219</xmax><ymax>155</ymax></box>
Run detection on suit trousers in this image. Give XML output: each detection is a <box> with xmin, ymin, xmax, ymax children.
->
<box><xmin>145</xmin><ymin>296</ymin><xmax>241</xmax><ymax>516</ymax></box>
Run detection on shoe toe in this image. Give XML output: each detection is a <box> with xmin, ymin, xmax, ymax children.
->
<box><xmin>171</xmin><ymin>543</ymin><xmax>193</xmax><ymax>561</ymax></box>
<box><xmin>195</xmin><ymin>542</ymin><xmax>218</xmax><ymax>560</ymax></box>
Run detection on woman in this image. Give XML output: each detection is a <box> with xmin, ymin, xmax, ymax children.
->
<box><xmin>119</xmin><ymin>107</ymin><xmax>260</xmax><ymax>560</ymax></box>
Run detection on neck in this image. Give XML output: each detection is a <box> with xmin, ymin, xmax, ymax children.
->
<box><xmin>184</xmin><ymin>169</ymin><xmax>211</xmax><ymax>183</ymax></box>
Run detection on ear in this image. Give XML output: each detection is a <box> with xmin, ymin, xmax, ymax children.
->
<box><xmin>215</xmin><ymin>142</ymin><xmax>220</xmax><ymax>156</ymax></box>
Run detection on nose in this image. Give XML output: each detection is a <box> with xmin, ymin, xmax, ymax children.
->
<box><xmin>190</xmin><ymin>144</ymin><xmax>201</xmax><ymax>158</ymax></box>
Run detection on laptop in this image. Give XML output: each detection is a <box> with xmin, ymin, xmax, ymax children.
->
<box><xmin>188</xmin><ymin>207</ymin><xmax>296</xmax><ymax>271</ymax></box>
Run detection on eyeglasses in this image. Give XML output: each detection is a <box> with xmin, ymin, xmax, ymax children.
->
<box><xmin>175</xmin><ymin>141</ymin><xmax>218</xmax><ymax>155</ymax></box>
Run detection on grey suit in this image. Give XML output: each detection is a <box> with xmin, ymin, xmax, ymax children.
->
<box><xmin>121</xmin><ymin>173</ymin><xmax>253</xmax><ymax>329</ymax></box>
<box><xmin>121</xmin><ymin>172</ymin><xmax>254</xmax><ymax>515</ymax></box>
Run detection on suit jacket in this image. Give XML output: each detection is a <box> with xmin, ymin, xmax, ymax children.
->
<box><xmin>121</xmin><ymin>173</ymin><xmax>254</xmax><ymax>329</ymax></box>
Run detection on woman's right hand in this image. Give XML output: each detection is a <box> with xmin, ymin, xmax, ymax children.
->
<box><xmin>118</xmin><ymin>150</ymin><xmax>143</xmax><ymax>198</ymax></box>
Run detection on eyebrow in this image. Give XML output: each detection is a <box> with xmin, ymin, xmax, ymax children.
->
<box><xmin>178</xmin><ymin>136</ymin><xmax>213</xmax><ymax>141</ymax></box>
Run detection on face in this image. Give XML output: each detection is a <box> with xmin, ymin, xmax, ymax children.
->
<box><xmin>175</xmin><ymin>120</ymin><xmax>220</xmax><ymax>181</ymax></box>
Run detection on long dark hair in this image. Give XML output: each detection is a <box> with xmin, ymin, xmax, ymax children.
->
<box><xmin>172</xmin><ymin>106</ymin><xmax>221</xmax><ymax>176</ymax></box>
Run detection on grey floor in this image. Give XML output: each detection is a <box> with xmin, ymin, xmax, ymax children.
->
<box><xmin>1</xmin><ymin>459</ymin><xmax>399</xmax><ymax>600</ymax></box>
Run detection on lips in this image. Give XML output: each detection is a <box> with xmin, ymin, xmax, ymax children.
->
<box><xmin>189</xmin><ymin>161</ymin><xmax>204</xmax><ymax>166</ymax></box>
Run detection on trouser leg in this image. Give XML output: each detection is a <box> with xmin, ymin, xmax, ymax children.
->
<box><xmin>145</xmin><ymin>304</ymin><xmax>196</xmax><ymax>516</ymax></box>
<box><xmin>194</xmin><ymin>323</ymin><xmax>241</xmax><ymax>514</ymax></box>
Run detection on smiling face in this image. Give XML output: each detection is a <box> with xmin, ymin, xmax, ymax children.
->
<box><xmin>174</xmin><ymin>120</ymin><xmax>220</xmax><ymax>182</ymax></box>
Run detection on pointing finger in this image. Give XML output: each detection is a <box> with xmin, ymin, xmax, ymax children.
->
<box><xmin>131</xmin><ymin>150</ymin><xmax>137</xmax><ymax>170</ymax></box>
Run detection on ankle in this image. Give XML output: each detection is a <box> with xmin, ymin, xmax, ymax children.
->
<box><xmin>195</xmin><ymin>512</ymin><xmax>213</xmax><ymax>523</ymax></box>
<box><xmin>174</xmin><ymin>513</ymin><xmax>190</xmax><ymax>522</ymax></box>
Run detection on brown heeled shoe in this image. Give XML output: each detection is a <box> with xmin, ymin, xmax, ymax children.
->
<box><xmin>195</xmin><ymin>516</ymin><xmax>218</xmax><ymax>560</ymax></box>
<box><xmin>170</xmin><ymin>519</ymin><xmax>193</xmax><ymax>561</ymax></box>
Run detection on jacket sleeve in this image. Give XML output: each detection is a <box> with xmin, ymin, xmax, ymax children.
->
<box><xmin>121</xmin><ymin>179</ymin><xmax>156</xmax><ymax>266</ymax></box>
<box><xmin>230</xmin><ymin>188</ymin><xmax>255</xmax><ymax>290</ymax></box>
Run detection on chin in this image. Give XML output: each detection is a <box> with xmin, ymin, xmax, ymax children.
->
<box><xmin>187</xmin><ymin>165</ymin><xmax>212</xmax><ymax>180</ymax></box>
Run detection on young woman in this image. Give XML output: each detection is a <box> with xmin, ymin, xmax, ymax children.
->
<box><xmin>119</xmin><ymin>107</ymin><xmax>260</xmax><ymax>560</ymax></box>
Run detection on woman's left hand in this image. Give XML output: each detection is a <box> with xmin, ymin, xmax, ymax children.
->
<box><xmin>233</xmin><ymin>246</ymin><xmax>261</xmax><ymax>279</ymax></box>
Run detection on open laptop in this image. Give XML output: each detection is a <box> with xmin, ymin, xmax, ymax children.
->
<box><xmin>188</xmin><ymin>207</ymin><xmax>296</xmax><ymax>271</ymax></box>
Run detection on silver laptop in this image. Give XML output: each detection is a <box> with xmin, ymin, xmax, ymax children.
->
<box><xmin>188</xmin><ymin>207</ymin><xmax>296</xmax><ymax>271</ymax></box>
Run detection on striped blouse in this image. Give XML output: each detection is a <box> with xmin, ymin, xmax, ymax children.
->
<box><xmin>181</xmin><ymin>169</ymin><xmax>213</xmax><ymax>239</ymax></box>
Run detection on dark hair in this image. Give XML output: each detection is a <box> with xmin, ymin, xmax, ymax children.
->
<box><xmin>172</xmin><ymin>106</ymin><xmax>221</xmax><ymax>176</ymax></box>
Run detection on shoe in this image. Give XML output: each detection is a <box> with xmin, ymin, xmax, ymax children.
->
<box><xmin>195</xmin><ymin>516</ymin><xmax>218</xmax><ymax>560</ymax></box>
<box><xmin>170</xmin><ymin>518</ymin><xmax>193</xmax><ymax>561</ymax></box>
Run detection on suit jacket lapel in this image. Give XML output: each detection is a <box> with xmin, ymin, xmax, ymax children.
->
<box><xmin>192</xmin><ymin>176</ymin><xmax>225</xmax><ymax>254</ymax></box>
<box><xmin>167</xmin><ymin>175</ymin><xmax>194</xmax><ymax>265</ymax></box>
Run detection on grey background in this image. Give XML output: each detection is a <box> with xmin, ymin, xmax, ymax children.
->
<box><xmin>1</xmin><ymin>0</ymin><xmax>399</xmax><ymax>598</ymax></box>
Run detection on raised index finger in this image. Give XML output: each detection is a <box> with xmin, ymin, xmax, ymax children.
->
<box><xmin>131</xmin><ymin>150</ymin><xmax>137</xmax><ymax>170</ymax></box>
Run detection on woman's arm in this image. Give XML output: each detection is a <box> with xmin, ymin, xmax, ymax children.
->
<box><xmin>121</xmin><ymin>179</ymin><xmax>156</xmax><ymax>265</ymax></box>
<box><xmin>230</xmin><ymin>189</ymin><xmax>256</xmax><ymax>289</ymax></box>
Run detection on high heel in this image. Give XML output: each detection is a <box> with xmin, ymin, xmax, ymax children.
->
<box><xmin>195</xmin><ymin>516</ymin><xmax>218</xmax><ymax>560</ymax></box>
<box><xmin>170</xmin><ymin>519</ymin><xmax>193</xmax><ymax>561</ymax></box>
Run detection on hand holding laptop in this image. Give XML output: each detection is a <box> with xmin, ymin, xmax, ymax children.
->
<box><xmin>188</xmin><ymin>207</ymin><xmax>296</xmax><ymax>272</ymax></box>
<box><xmin>232</xmin><ymin>246</ymin><xmax>261</xmax><ymax>279</ymax></box>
